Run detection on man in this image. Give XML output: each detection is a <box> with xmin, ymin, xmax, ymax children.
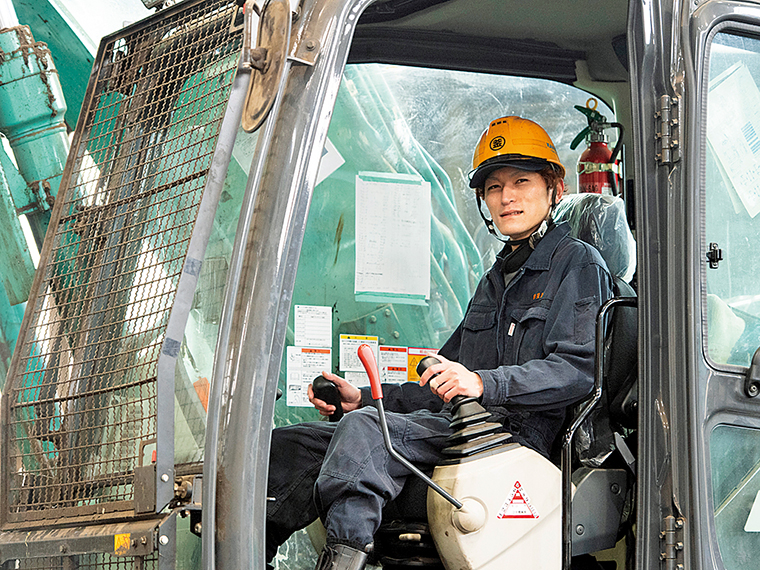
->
<box><xmin>267</xmin><ymin>116</ymin><xmax>614</xmax><ymax>570</ymax></box>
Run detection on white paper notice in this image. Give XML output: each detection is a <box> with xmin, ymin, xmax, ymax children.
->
<box><xmin>344</xmin><ymin>371</ymin><xmax>370</xmax><ymax>388</ymax></box>
<box><xmin>316</xmin><ymin>138</ymin><xmax>346</xmax><ymax>186</ymax></box>
<box><xmin>355</xmin><ymin>172</ymin><xmax>431</xmax><ymax>304</ymax></box>
<box><xmin>707</xmin><ymin>62</ymin><xmax>760</xmax><ymax>218</ymax></box>
<box><xmin>339</xmin><ymin>334</ymin><xmax>379</xmax><ymax>372</ymax></box>
<box><xmin>294</xmin><ymin>305</ymin><xmax>332</xmax><ymax>348</ymax></box>
<box><xmin>380</xmin><ymin>346</ymin><xmax>408</xmax><ymax>384</ymax></box>
<box><xmin>286</xmin><ymin>347</ymin><xmax>331</xmax><ymax>407</ymax></box>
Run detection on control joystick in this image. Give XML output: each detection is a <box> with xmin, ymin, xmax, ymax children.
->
<box><xmin>415</xmin><ymin>356</ymin><xmax>512</xmax><ymax>458</ymax></box>
<box><xmin>312</xmin><ymin>375</ymin><xmax>344</xmax><ymax>422</ymax></box>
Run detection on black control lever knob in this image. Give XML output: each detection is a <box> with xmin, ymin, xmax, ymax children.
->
<box><xmin>416</xmin><ymin>356</ymin><xmax>467</xmax><ymax>407</ymax></box>
<box><xmin>312</xmin><ymin>375</ymin><xmax>344</xmax><ymax>422</ymax></box>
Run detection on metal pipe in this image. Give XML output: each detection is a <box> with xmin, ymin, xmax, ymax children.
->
<box><xmin>0</xmin><ymin>25</ymin><xmax>68</xmax><ymax>244</ymax></box>
<box><xmin>155</xmin><ymin>51</ymin><xmax>251</xmax><ymax>515</ymax></box>
<box><xmin>561</xmin><ymin>296</ymin><xmax>637</xmax><ymax>569</ymax></box>
<box><xmin>201</xmin><ymin>61</ymin><xmax>255</xmax><ymax>570</ymax></box>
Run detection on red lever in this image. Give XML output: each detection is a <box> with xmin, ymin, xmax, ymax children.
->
<box><xmin>358</xmin><ymin>344</ymin><xmax>383</xmax><ymax>400</ymax></box>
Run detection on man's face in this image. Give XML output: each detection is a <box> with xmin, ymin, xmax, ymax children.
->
<box><xmin>483</xmin><ymin>166</ymin><xmax>564</xmax><ymax>240</ymax></box>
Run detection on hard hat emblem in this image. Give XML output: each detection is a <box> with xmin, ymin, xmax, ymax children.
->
<box><xmin>489</xmin><ymin>136</ymin><xmax>505</xmax><ymax>151</ymax></box>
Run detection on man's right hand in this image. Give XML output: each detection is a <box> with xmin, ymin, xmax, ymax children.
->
<box><xmin>307</xmin><ymin>371</ymin><xmax>362</xmax><ymax>417</ymax></box>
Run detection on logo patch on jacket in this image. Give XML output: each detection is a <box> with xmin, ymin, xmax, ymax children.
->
<box><xmin>532</xmin><ymin>292</ymin><xmax>544</xmax><ymax>300</ymax></box>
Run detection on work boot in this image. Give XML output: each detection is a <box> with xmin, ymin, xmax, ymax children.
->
<box><xmin>314</xmin><ymin>543</ymin><xmax>368</xmax><ymax>570</ymax></box>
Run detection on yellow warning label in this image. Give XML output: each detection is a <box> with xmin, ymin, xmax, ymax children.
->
<box><xmin>407</xmin><ymin>348</ymin><xmax>439</xmax><ymax>382</ymax></box>
<box><xmin>114</xmin><ymin>533</ymin><xmax>131</xmax><ymax>556</ymax></box>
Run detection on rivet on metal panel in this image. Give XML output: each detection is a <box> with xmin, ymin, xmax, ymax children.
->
<box><xmin>161</xmin><ymin>473</ymin><xmax>170</xmax><ymax>482</ymax></box>
<box><xmin>159</xmin><ymin>535</ymin><xmax>170</xmax><ymax>546</ymax></box>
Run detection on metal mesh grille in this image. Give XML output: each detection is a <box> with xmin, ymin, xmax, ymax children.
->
<box><xmin>4</xmin><ymin>552</ymin><xmax>158</xmax><ymax>570</ymax></box>
<box><xmin>4</xmin><ymin>0</ymin><xmax>241</xmax><ymax>522</ymax></box>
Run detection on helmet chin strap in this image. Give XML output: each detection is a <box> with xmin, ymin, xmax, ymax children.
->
<box><xmin>476</xmin><ymin>194</ymin><xmax>500</xmax><ymax>239</ymax></box>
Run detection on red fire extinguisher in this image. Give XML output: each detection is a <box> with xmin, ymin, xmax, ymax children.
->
<box><xmin>570</xmin><ymin>98</ymin><xmax>624</xmax><ymax>195</ymax></box>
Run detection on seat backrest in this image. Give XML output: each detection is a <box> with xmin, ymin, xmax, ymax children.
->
<box><xmin>554</xmin><ymin>193</ymin><xmax>637</xmax><ymax>284</ymax></box>
<box><xmin>555</xmin><ymin>193</ymin><xmax>638</xmax><ymax>415</ymax></box>
<box><xmin>554</xmin><ymin>193</ymin><xmax>639</xmax><ymax>467</ymax></box>
<box><xmin>606</xmin><ymin>276</ymin><xmax>638</xmax><ymax>428</ymax></box>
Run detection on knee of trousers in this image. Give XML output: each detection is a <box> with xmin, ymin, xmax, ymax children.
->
<box><xmin>268</xmin><ymin>423</ymin><xmax>333</xmax><ymax>493</ymax></box>
<box><xmin>313</xmin><ymin>408</ymin><xmax>394</xmax><ymax>505</ymax></box>
<box><xmin>269</xmin><ymin>424</ymin><xmax>316</xmax><ymax>465</ymax></box>
<box><xmin>328</xmin><ymin>407</ymin><xmax>386</xmax><ymax>451</ymax></box>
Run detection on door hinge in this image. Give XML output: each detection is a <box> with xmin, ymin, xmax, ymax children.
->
<box><xmin>655</xmin><ymin>95</ymin><xmax>681</xmax><ymax>165</ymax></box>
<box><xmin>660</xmin><ymin>515</ymin><xmax>685</xmax><ymax>570</ymax></box>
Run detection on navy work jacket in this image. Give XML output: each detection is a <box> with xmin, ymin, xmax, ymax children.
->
<box><xmin>361</xmin><ymin>222</ymin><xmax>614</xmax><ymax>457</ymax></box>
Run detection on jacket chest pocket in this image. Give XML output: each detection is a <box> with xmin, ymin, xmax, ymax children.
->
<box><xmin>459</xmin><ymin>308</ymin><xmax>498</xmax><ymax>370</ymax></box>
<box><xmin>508</xmin><ymin>306</ymin><xmax>549</xmax><ymax>365</ymax></box>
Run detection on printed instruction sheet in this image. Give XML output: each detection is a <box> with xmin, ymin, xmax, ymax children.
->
<box><xmin>379</xmin><ymin>345</ymin><xmax>408</xmax><ymax>383</ymax></box>
<box><xmin>286</xmin><ymin>347</ymin><xmax>331</xmax><ymax>407</ymax></box>
<box><xmin>355</xmin><ymin>172</ymin><xmax>431</xmax><ymax>304</ymax></box>
<box><xmin>294</xmin><ymin>304</ymin><xmax>332</xmax><ymax>347</ymax></box>
<box><xmin>339</xmin><ymin>334</ymin><xmax>379</xmax><ymax>372</ymax></box>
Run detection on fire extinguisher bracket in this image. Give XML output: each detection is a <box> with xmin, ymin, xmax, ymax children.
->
<box><xmin>577</xmin><ymin>162</ymin><xmax>620</xmax><ymax>175</ymax></box>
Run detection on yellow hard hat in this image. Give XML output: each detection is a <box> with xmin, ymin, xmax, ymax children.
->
<box><xmin>469</xmin><ymin>116</ymin><xmax>566</xmax><ymax>188</ymax></box>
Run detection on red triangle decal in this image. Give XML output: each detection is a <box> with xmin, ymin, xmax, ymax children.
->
<box><xmin>497</xmin><ymin>481</ymin><xmax>539</xmax><ymax>519</ymax></box>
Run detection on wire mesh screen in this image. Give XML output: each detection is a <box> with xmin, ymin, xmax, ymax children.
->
<box><xmin>2</xmin><ymin>552</ymin><xmax>158</xmax><ymax>570</ymax></box>
<box><xmin>3</xmin><ymin>0</ymin><xmax>241</xmax><ymax>523</ymax></box>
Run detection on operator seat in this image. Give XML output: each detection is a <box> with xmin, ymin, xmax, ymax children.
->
<box><xmin>372</xmin><ymin>193</ymin><xmax>638</xmax><ymax>569</ymax></box>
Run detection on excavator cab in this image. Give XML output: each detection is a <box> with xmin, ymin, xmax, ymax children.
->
<box><xmin>1</xmin><ymin>0</ymin><xmax>760</xmax><ymax>570</ymax></box>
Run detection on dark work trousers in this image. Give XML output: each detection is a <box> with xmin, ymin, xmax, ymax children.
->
<box><xmin>266</xmin><ymin>406</ymin><xmax>453</xmax><ymax>560</ymax></box>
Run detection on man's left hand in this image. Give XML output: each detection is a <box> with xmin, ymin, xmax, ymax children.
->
<box><xmin>418</xmin><ymin>354</ymin><xmax>483</xmax><ymax>402</ymax></box>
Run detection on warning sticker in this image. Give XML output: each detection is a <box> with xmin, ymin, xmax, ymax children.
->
<box><xmin>407</xmin><ymin>347</ymin><xmax>439</xmax><ymax>382</ymax></box>
<box><xmin>497</xmin><ymin>481</ymin><xmax>539</xmax><ymax>519</ymax></box>
<box><xmin>114</xmin><ymin>533</ymin><xmax>131</xmax><ymax>556</ymax></box>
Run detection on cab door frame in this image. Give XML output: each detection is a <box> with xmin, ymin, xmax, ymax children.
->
<box><xmin>628</xmin><ymin>0</ymin><xmax>693</xmax><ymax>567</ymax></box>
<box><xmin>687</xmin><ymin>2</ymin><xmax>760</xmax><ymax>569</ymax></box>
<box><xmin>202</xmin><ymin>0</ymin><xmax>377</xmax><ymax>568</ymax></box>
<box><xmin>633</xmin><ymin>0</ymin><xmax>760</xmax><ymax>568</ymax></box>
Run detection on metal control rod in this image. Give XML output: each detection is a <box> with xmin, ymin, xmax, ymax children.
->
<box><xmin>357</xmin><ymin>344</ymin><xmax>463</xmax><ymax>510</ymax></box>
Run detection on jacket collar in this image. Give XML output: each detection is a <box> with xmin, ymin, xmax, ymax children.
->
<box><xmin>493</xmin><ymin>221</ymin><xmax>571</xmax><ymax>274</ymax></box>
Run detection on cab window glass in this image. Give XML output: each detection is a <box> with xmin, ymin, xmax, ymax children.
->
<box><xmin>270</xmin><ymin>63</ymin><xmax>615</xmax><ymax>569</ymax></box>
<box><xmin>706</xmin><ymin>31</ymin><xmax>760</xmax><ymax>570</ymax></box>
<box><xmin>273</xmin><ymin>63</ymin><xmax>615</xmax><ymax>430</ymax></box>
<box><xmin>704</xmin><ymin>32</ymin><xmax>760</xmax><ymax>368</ymax></box>
<box><xmin>710</xmin><ymin>424</ymin><xmax>760</xmax><ymax>568</ymax></box>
